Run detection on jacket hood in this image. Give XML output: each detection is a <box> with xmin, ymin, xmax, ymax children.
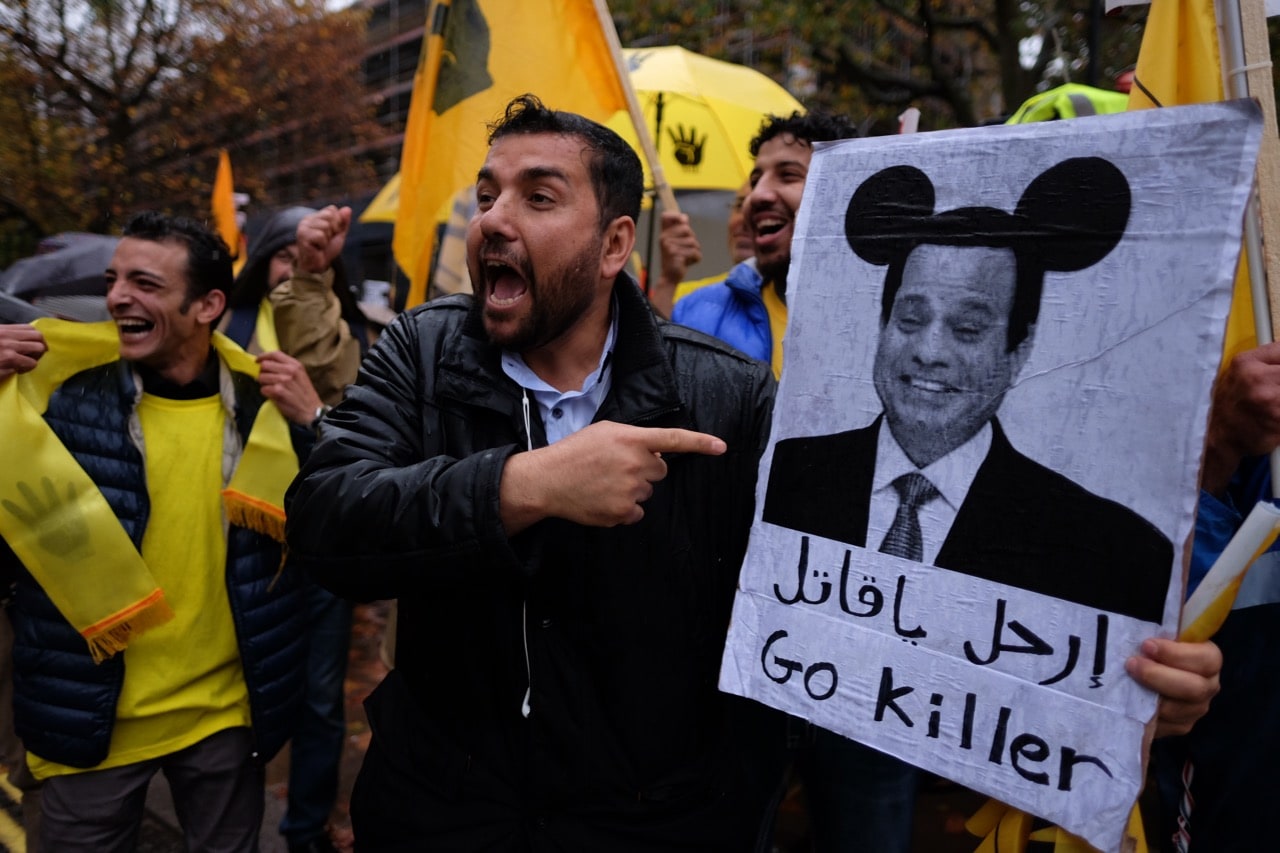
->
<box><xmin>230</xmin><ymin>206</ymin><xmax>316</xmax><ymax>308</ymax></box>
<box><xmin>725</xmin><ymin>257</ymin><xmax>762</xmax><ymax>296</ymax></box>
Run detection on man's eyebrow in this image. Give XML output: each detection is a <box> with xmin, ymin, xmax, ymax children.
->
<box><xmin>953</xmin><ymin>299</ymin><xmax>998</xmax><ymax>316</ymax></box>
<box><xmin>474</xmin><ymin>165</ymin><xmax>570</xmax><ymax>185</ymax></box>
<box><xmin>113</xmin><ymin>266</ymin><xmax>165</xmax><ymax>283</ymax></box>
<box><xmin>522</xmin><ymin>165</ymin><xmax>570</xmax><ymax>184</ymax></box>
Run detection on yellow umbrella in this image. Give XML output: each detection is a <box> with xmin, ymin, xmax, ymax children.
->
<box><xmin>606</xmin><ymin>46</ymin><xmax>804</xmax><ymax>192</ymax></box>
<box><xmin>361</xmin><ymin>47</ymin><xmax>801</xmax><ymax>222</ymax></box>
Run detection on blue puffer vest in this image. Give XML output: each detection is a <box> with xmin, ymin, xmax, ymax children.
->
<box><xmin>6</xmin><ymin>359</ymin><xmax>307</xmax><ymax>768</ymax></box>
<box><xmin>670</xmin><ymin>260</ymin><xmax>771</xmax><ymax>363</ymax></box>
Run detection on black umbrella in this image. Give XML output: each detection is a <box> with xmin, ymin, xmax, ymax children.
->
<box><xmin>0</xmin><ymin>234</ymin><xmax>119</xmax><ymax>299</ymax></box>
<box><xmin>0</xmin><ymin>291</ymin><xmax>50</xmax><ymax>323</ymax></box>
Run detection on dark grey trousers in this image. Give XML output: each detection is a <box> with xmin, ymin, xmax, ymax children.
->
<box><xmin>39</xmin><ymin>726</ymin><xmax>263</xmax><ymax>853</ymax></box>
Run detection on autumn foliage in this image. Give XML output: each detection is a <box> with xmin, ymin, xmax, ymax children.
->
<box><xmin>0</xmin><ymin>0</ymin><xmax>380</xmax><ymax>261</ymax></box>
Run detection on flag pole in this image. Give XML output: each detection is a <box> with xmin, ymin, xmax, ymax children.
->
<box><xmin>1218</xmin><ymin>0</ymin><xmax>1275</xmax><ymax>343</ymax></box>
<box><xmin>590</xmin><ymin>0</ymin><xmax>680</xmax><ymax>215</ymax></box>
<box><xmin>1216</xmin><ymin>0</ymin><xmax>1280</xmax><ymax>484</ymax></box>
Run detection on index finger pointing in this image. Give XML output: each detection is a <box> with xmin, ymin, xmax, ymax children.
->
<box><xmin>642</xmin><ymin>428</ymin><xmax>727</xmax><ymax>456</ymax></box>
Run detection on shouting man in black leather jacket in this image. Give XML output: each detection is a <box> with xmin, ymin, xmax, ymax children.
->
<box><xmin>286</xmin><ymin>95</ymin><xmax>787</xmax><ymax>851</ymax></box>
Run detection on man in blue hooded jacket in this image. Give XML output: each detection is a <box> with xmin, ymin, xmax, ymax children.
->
<box><xmin>671</xmin><ymin>111</ymin><xmax>858</xmax><ymax>380</ymax></box>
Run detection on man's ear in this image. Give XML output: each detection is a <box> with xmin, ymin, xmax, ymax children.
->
<box><xmin>1010</xmin><ymin>323</ymin><xmax>1036</xmax><ymax>377</ymax></box>
<box><xmin>600</xmin><ymin>216</ymin><xmax>636</xmax><ymax>279</ymax></box>
<box><xmin>194</xmin><ymin>288</ymin><xmax>227</xmax><ymax>326</ymax></box>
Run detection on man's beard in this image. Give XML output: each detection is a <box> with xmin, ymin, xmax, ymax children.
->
<box><xmin>475</xmin><ymin>236</ymin><xmax>601</xmax><ymax>352</ymax></box>
<box><xmin>758</xmin><ymin>252</ymin><xmax>791</xmax><ymax>302</ymax></box>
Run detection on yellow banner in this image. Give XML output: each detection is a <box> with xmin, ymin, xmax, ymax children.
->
<box><xmin>393</xmin><ymin>0</ymin><xmax>628</xmax><ymax>306</ymax></box>
<box><xmin>0</xmin><ymin>321</ymin><xmax>297</xmax><ymax>662</ymax></box>
<box><xmin>1127</xmin><ymin>0</ymin><xmax>1255</xmax><ymax>366</ymax></box>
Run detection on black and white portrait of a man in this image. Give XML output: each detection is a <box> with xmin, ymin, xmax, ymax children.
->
<box><xmin>762</xmin><ymin>157</ymin><xmax>1172</xmax><ymax>623</ymax></box>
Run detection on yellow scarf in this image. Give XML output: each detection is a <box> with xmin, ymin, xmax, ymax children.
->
<box><xmin>0</xmin><ymin>319</ymin><xmax>296</xmax><ymax>662</ymax></box>
<box><xmin>253</xmin><ymin>295</ymin><xmax>280</xmax><ymax>352</ymax></box>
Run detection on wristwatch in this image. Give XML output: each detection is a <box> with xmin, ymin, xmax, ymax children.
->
<box><xmin>309</xmin><ymin>404</ymin><xmax>332</xmax><ymax>433</ymax></box>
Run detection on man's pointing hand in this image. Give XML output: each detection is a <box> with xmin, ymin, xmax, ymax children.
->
<box><xmin>500</xmin><ymin>421</ymin><xmax>727</xmax><ymax>534</ymax></box>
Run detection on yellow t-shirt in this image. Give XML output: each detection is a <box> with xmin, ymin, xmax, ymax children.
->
<box><xmin>761</xmin><ymin>280</ymin><xmax>788</xmax><ymax>381</ymax></box>
<box><xmin>29</xmin><ymin>393</ymin><xmax>251</xmax><ymax>778</ymax></box>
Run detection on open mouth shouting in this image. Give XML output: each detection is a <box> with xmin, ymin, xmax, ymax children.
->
<box><xmin>115</xmin><ymin>317</ymin><xmax>156</xmax><ymax>341</ymax></box>
<box><xmin>483</xmin><ymin>257</ymin><xmax>529</xmax><ymax>309</ymax></box>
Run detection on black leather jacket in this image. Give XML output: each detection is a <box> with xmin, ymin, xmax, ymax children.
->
<box><xmin>286</xmin><ymin>277</ymin><xmax>786</xmax><ymax>851</ymax></box>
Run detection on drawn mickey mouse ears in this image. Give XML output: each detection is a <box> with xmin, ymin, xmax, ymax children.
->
<box><xmin>844</xmin><ymin>157</ymin><xmax>1131</xmax><ymax>274</ymax></box>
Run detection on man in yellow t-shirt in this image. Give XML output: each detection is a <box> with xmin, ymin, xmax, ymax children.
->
<box><xmin>0</xmin><ymin>211</ymin><xmax>324</xmax><ymax>852</ymax></box>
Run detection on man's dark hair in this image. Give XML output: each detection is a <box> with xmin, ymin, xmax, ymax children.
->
<box><xmin>121</xmin><ymin>211</ymin><xmax>234</xmax><ymax>307</ymax></box>
<box><xmin>749</xmin><ymin>111</ymin><xmax>860</xmax><ymax>157</ymax></box>
<box><xmin>488</xmin><ymin>94</ymin><xmax>643</xmax><ymax>229</ymax></box>
<box><xmin>845</xmin><ymin>158</ymin><xmax>1131</xmax><ymax>351</ymax></box>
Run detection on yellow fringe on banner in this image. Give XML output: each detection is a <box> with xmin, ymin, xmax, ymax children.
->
<box><xmin>210</xmin><ymin>329</ymin><xmax>297</xmax><ymax>545</ymax></box>
<box><xmin>221</xmin><ymin>489</ymin><xmax>287</xmax><ymax>543</ymax></box>
<box><xmin>82</xmin><ymin>590</ymin><xmax>177</xmax><ymax>664</ymax></box>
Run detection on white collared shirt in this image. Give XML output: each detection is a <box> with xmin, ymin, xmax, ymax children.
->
<box><xmin>868</xmin><ymin>421</ymin><xmax>993</xmax><ymax>564</ymax></box>
<box><xmin>500</xmin><ymin>307</ymin><xmax>618</xmax><ymax>446</ymax></box>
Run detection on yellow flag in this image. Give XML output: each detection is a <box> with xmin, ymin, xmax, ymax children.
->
<box><xmin>393</xmin><ymin>0</ymin><xmax>629</xmax><ymax>307</ymax></box>
<box><xmin>212</xmin><ymin>149</ymin><xmax>245</xmax><ymax>273</ymax></box>
<box><xmin>360</xmin><ymin>172</ymin><xmax>401</xmax><ymax>224</ymax></box>
<box><xmin>1128</xmin><ymin>0</ymin><xmax>1255</xmax><ymax>366</ymax></box>
<box><xmin>1127</xmin><ymin>0</ymin><xmax>1224</xmax><ymax>110</ymax></box>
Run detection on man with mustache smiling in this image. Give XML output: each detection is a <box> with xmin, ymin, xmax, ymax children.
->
<box><xmin>671</xmin><ymin>111</ymin><xmax>858</xmax><ymax>379</ymax></box>
<box><xmin>285</xmin><ymin>95</ymin><xmax>788</xmax><ymax>850</ymax></box>
<box><xmin>672</xmin><ymin>110</ymin><xmax>936</xmax><ymax>853</ymax></box>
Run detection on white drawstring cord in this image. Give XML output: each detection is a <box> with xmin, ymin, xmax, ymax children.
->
<box><xmin>520</xmin><ymin>388</ymin><xmax>533</xmax><ymax>718</ymax></box>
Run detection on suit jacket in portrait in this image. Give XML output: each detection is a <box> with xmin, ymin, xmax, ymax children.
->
<box><xmin>761</xmin><ymin>417</ymin><xmax>1172</xmax><ymax>623</ymax></box>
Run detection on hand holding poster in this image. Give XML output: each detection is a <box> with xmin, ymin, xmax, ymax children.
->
<box><xmin>720</xmin><ymin>101</ymin><xmax>1262</xmax><ymax>852</ymax></box>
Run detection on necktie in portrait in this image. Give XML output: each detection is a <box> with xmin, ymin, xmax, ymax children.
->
<box><xmin>879</xmin><ymin>472</ymin><xmax>938</xmax><ymax>562</ymax></box>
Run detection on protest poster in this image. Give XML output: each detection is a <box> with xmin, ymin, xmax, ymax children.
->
<box><xmin>719</xmin><ymin>101</ymin><xmax>1262</xmax><ymax>851</ymax></box>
